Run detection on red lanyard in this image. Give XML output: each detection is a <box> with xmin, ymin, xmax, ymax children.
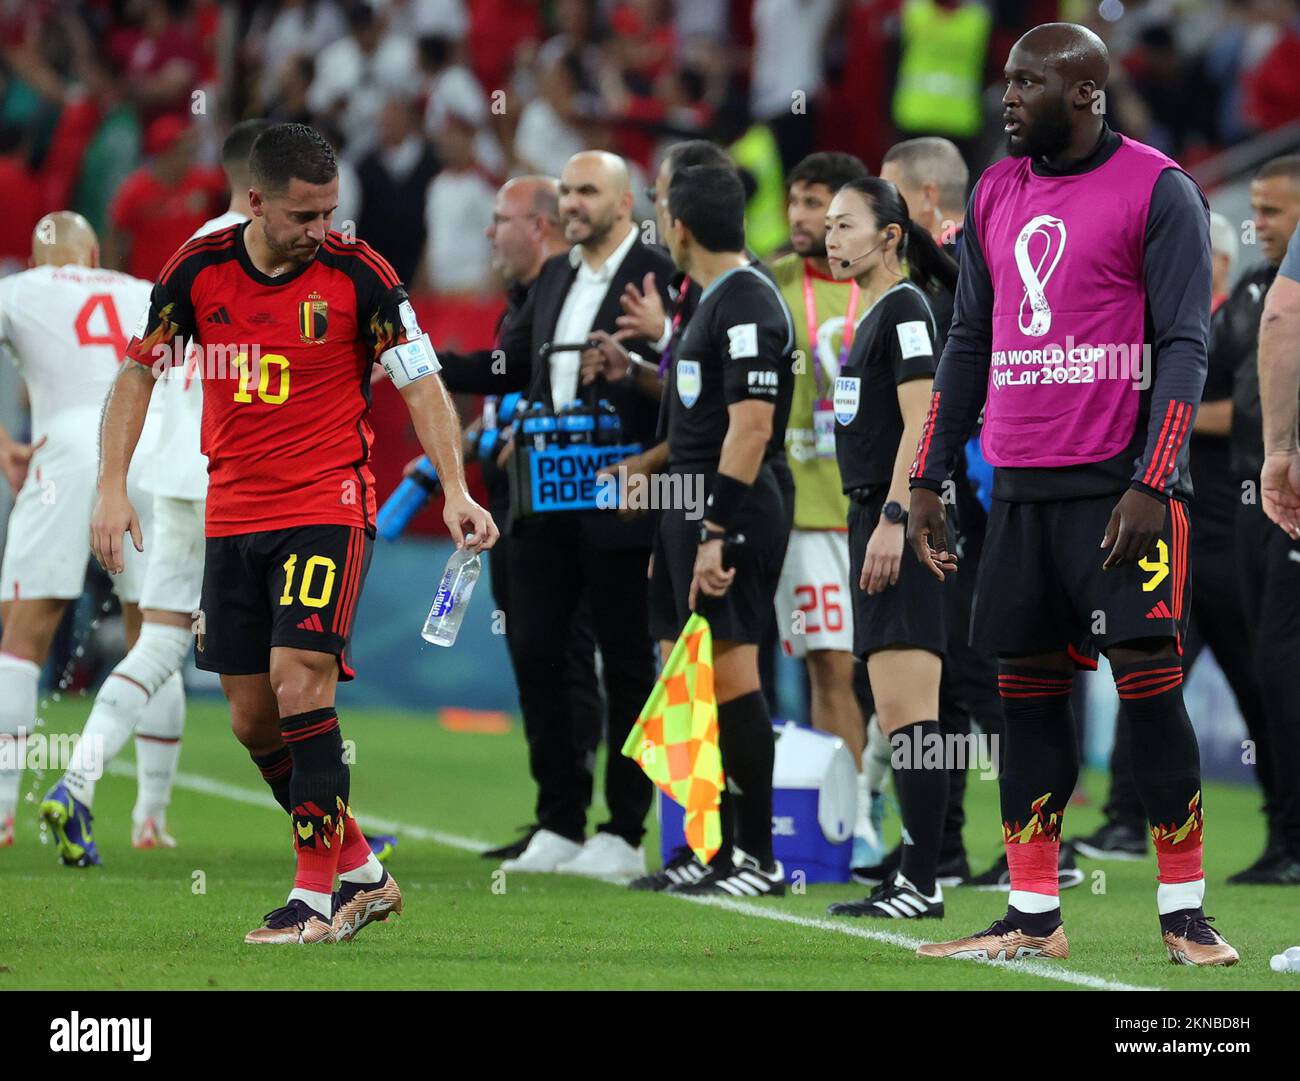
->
<box><xmin>657</xmin><ymin>275</ymin><xmax>690</xmax><ymax>377</ymax></box>
<box><xmin>803</xmin><ymin>265</ymin><xmax>859</xmax><ymax>399</ymax></box>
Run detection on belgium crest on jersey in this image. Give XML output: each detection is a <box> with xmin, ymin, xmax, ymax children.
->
<box><xmin>299</xmin><ymin>291</ymin><xmax>328</xmax><ymax>344</ymax></box>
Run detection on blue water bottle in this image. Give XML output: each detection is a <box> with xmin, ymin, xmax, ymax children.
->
<box><xmin>376</xmin><ymin>457</ymin><xmax>442</xmax><ymax>541</ymax></box>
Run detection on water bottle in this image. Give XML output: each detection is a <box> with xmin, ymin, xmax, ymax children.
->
<box><xmin>376</xmin><ymin>458</ymin><xmax>441</xmax><ymax>541</ymax></box>
<box><xmin>558</xmin><ymin>399</ymin><xmax>595</xmax><ymax>445</ymax></box>
<box><xmin>1270</xmin><ymin>945</ymin><xmax>1300</xmax><ymax>973</ymax></box>
<box><xmin>520</xmin><ymin>401</ymin><xmax>557</xmax><ymax>451</ymax></box>
<box><xmin>595</xmin><ymin>399</ymin><xmax>622</xmax><ymax>446</ymax></box>
<box><xmin>421</xmin><ymin>536</ymin><xmax>481</xmax><ymax>647</ymax></box>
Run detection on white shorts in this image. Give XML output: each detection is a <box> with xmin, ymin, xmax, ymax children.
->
<box><xmin>1</xmin><ymin>457</ymin><xmax>153</xmax><ymax>604</ymax></box>
<box><xmin>138</xmin><ymin>494</ymin><xmax>205</xmax><ymax>613</ymax></box>
<box><xmin>774</xmin><ymin>528</ymin><xmax>854</xmax><ymax>658</ymax></box>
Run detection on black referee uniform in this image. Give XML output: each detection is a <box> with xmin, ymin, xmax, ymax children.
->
<box><xmin>650</xmin><ymin>263</ymin><xmax>795</xmax><ymax>874</ymax></box>
<box><xmin>836</xmin><ymin>281</ymin><xmax>947</xmax><ymax>658</ymax></box>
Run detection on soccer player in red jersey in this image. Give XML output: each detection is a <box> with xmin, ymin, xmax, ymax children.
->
<box><xmin>90</xmin><ymin>123</ymin><xmax>498</xmax><ymax>945</ymax></box>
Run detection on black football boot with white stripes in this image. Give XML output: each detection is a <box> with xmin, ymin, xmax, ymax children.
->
<box><xmin>667</xmin><ymin>850</ymin><xmax>786</xmax><ymax>897</ymax></box>
<box><xmin>628</xmin><ymin>846</ymin><xmax>709</xmax><ymax>892</ymax></box>
<box><xmin>827</xmin><ymin>874</ymin><xmax>944</xmax><ymax>919</ymax></box>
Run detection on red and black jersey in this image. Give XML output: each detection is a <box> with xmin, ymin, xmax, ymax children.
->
<box><xmin>126</xmin><ymin>222</ymin><xmax>422</xmax><ymax>537</ymax></box>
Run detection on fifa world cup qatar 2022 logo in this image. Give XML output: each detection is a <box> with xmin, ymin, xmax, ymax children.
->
<box><xmin>1014</xmin><ymin>214</ymin><xmax>1067</xmax><ymax>337</ymax></box>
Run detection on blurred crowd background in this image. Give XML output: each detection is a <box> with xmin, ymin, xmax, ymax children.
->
<box><xmin>0</xmin><ymin>0</ymin><xmax>1295</xmax><ymax>748</ymax></box>
<box><xmin>5</xmin><ymin>0</ymin><xmax>1300</xmax><ymax>285</ymax></box>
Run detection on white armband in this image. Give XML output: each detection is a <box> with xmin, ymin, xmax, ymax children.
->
<box><xmin>378</xmin><ymin>332</ymin><xmax>441</xmax><ymax>388</ymax></box>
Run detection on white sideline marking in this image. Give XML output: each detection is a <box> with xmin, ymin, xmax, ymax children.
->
<box><xmin>676</xmin><ymin>895</ymin><xmax>1157</xmax><ymax>992</ymax></box>
<box><xmin>107</xmin><ymin>761</ymin><xmax>1154</xmax><ymax>990</ymax></box>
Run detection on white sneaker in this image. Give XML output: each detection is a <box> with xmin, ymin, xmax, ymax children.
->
<box><xmin>554</xmin><ymin>832</ymin><xmax>646</xmax><ymax>881</ymax></box>
<box><xmin>499</xmin><ymin>829</ymin><xmax>583</xmax><ymax>873</ymax></box>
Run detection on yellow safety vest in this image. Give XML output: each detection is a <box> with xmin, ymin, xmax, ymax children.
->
<box><xmin>730</xmin><ymin>124</ymin><xmax>789</xmax><ymax>259</ymax></box>
<box><xmin>892</xmin><ymin>0</ymin><xmax>991</xmax><ymax>139</ymax></box>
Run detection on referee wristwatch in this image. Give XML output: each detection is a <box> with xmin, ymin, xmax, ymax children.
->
<box><xmin>698</xmin><ymin>523</ymin><xmax>727</xmax><ymax>545</ymax></box>
<box><xmin>882</xmin><ymin>500</ymin><xmax>908</xmax><ymax>526</ymax></box>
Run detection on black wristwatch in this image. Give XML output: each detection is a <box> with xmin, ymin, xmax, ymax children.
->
<box><xmin>698</xmin><ymin>523</ymin><xmax>727</xmax><ymax>545</ymax></box>
<box><xmin>882</xmin><ymin>500</ymin><xmax>908</xmax><ymax>525</ymax></box>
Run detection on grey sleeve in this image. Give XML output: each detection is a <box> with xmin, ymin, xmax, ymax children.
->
<box><xmin>910</xmin><ymin>181</ymin><xmax>993</xmax><ymax>489</ymax></box>
<box><xmin>1132</xmin><ymin>168</ymin><xmax>1211</xmax><ymax>498</ymax></box>
<box><xmin>1279</xmin><ymin>221</ymin><xmax>1300</xmax><ymax>283</ymax></box>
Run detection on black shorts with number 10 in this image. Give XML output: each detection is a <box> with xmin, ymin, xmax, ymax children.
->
<box><xmin>196</xmin><ymin>524</ymin><xmax>373</xmax><ymax>680</ymax></box>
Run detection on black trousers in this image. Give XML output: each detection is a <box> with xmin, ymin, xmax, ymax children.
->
<box><xmin>1235</xmin><ymin>499</ymin><xmax>1300</xmax><ymax>850</ymax></box>
<box><xmin>506</xmin><ymin>512</ymin><xmax>656</xmax><ymax>846</ymax></box>
<box><xmin>487</xmin><ymin>523</ymin><xmax>605</xmax><ymax>819</ymax></box>
<box><xmin>1103</xmin><ymin>508</ymin><xmax>1275</xmax><ymax>834</ymax></box>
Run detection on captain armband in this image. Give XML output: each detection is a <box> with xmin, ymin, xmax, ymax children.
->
<box><xmin>379</xmin><ymin>333</ymin><xmax>442</xmax><ymax>389</ymax></box>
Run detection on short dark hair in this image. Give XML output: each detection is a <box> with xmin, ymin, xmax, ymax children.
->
<box><xmin>221</xmin><ymin>119</ymin><xmax>272</xmax><ymax>186</ymax></box>
<box><xmin>787</xmin><ymin>151</ymin><xmax>869</xmax><ymax>195</ymax></box>
<box><xmin>1256</xmin><ymin>153</ymin><xmax>1300</xmax><ymax>187</ymax></box>
<box><xmin>668</xmin><ymin>164</ymin><xmax>746</xmax><ymax>253</ymax></box>
<box><xmin>663</xmin><ymin>139</ymin><xmax>733</xmax><ymax>176</ymax></box>
<box><xmin>249</xmin><ymin>123</ymin><xmax>337</xmax><ymax>194</ymax></box>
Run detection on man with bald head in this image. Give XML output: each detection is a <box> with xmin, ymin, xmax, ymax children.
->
<box><xmin>0</xmin><ymin>212</ymin><xmax>168</xmax><ymax>854</ymax></box>
<box><xmin>908</xmin><ymin>23</ymin><xmax>1239</xmax><ymax>965</ymax></box>
<box><xmin>434</xmin><ymin>150</ymin><xmax>674</xmax><ymax>878</ymax></box>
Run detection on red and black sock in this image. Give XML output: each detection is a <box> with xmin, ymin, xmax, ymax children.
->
<box><xmin>997</xmin><ymin>665</ymin><xmax>1077</xmax><ymax>928</ymax></box>
<box><xmin>251</xmin><ymin>745</ymin><xmax>293</xmax><ymax>814</ymax></box>
<box><xmin>1113</xmin><ymin>658</ymin><xmax>1204</xmax><ymax>888</ymax></box>
<box><xmin>281</xmin><ymin>707</ymin><xmax>350</xmax><ymax>894</ymax></box>
<box><xmin>890</xmin><ymin>719</ymin><xmax>948</xmax><ymax>896</ymax></box>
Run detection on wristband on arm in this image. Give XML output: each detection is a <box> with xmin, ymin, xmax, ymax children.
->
<box><xmin>704</xmin><ymin>472</ymin><xmax>751</xmax><ymax>532</ymax></box>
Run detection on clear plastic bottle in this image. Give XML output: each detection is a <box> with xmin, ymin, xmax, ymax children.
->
<box><xmin>421</xmin><ymin>536</ymin><xmax>481</xmax><ymax>647</ymax></box>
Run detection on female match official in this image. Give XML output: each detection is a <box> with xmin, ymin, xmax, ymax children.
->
<box><xmin>823</xmin><ymin>177</ymin><xmax>959</xmax><ymax>920</ymax></box>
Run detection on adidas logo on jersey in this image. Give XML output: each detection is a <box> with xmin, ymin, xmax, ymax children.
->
<box><xmin>1145</xmin><ymin>600</ymin><xmax>1173</xmax><ymax>620</ymax></box>
<box><xmin>206</xmin><ymin>306</ymin><xmax>232</xmax><ymax>324</ymax></box>
<box><xmin>296</xmin><ymin>614</ymin><xmax>325</xmax><ymax>632</ymax></box>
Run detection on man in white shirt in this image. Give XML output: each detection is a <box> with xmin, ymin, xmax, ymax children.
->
<box><xmin>0</xmin><ymin>212</ymin><xmax>163</xmax><ymax>856</ymax></box>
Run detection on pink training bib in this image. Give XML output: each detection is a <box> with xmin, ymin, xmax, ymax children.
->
<box><xmin>975</xmin><ymin>136</ymin><xmax>1190</xmax><ymax>468</ymax></box>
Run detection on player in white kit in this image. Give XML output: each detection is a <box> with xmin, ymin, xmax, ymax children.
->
<box><xmin>39</xmin><ymin>121</ymin><xmax>272</xmax><ymax>865</ymax></box>
<box><xmin>0</xmin><ymin>211</ymin><xmax>175</xmax><ymax>859</ymax></box>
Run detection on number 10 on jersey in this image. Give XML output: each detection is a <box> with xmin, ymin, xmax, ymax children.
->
<box><xmin>234</xmin><ymin>351</ymin><xmax>291</xmax><ymax>404</ymax></box>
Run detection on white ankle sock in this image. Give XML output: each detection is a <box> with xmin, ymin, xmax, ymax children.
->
<box><xmin>862</xmin><ymin>714</ymin><xmax>892</xmax><ymax>794</ymax></box>
<box><xmin>340</xmin><ymin>852</ymin><xmax>385</xmax><ymax>885</ymax></box>
<box><xmin>0</xmin><ymin>653</ymin><xmax>40</xmax><ymax>819</ymax></box>
<box><xmin>63</xmin><ymin>672</ymin><xmax>148</xmax><ymax>808</ymax></box>
<box><xmin>287</xmin><ymin>888</ymin><xmax>333</xmax><ymax>920</ymax></box>
<box><xmin>1157</xmin><ymin>877</ymin><xmax>1205</xmax><ymax>915</ymax></box>
<box><xmin>132</xmin><ymin>672</ymin><xmax>185</xmax><ymax>825</ymax></box>
<box><xmin>1009</xmin><ymin>889</ymin><xmax>1061</xmax><ymax>914</ymax></box>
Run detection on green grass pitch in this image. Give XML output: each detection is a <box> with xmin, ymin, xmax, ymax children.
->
<box><xmin>2</xmin><ymin>696</ymin><xmax>1295</xmax><ymax>991</ymax></box>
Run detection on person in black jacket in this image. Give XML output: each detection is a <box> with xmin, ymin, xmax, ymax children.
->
<box><xmin>437</xmin><ymin>150</ymin><xmax>674</xmax><ymax>879</ymax></box>
<box><xmin>423</xmin><ymin>174</ymin><xmax>608</xmax><ymax>863</ymax></box>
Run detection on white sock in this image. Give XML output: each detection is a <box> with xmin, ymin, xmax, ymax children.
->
<box><xmin>1157</xmin><ymin>877</ymin><xmax>1205</xmax><ymax>915</ymax></box>
<box><xmin>132</xmin><ymin>672</ymin><xmax>185</xmax><ymax>826</ymax></box>
<box><xmin>0</xmin><ymin>654</ymin><xmax>40</xmax><ymax>819</ymax></box>
<box><xmin>63</xmin><ymin>673</ymin><xmax>148</xmax><ymax>808</ymax></box>
<box><xmin>340</xmin><ymin>851</ymin><xmax>385</xmax><ymax>885</ymax></box>
<box><xmin>1009</xmin><ymin>888</ymin><xmax>1061</xmax><ymax>914</ymax></box>
<box><xmin>287</xmin><ymin>888</ymin><xmax>333</xmax><ymax>920</ymax></box>
<box><xmin>863</xmin><ymin>715</ymin><xmax>892</xmax><ymax>794</ymax></box>
<box><xmin>853</xmin><ymin>771</ymin><xmax>874</xmax><ymax>836</ymax></box>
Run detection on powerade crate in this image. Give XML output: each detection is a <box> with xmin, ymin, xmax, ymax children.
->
<box><xmin>508</xmin><ymin>442</ymin><xmax>643</xmax><ymax>518</ymax></box>
<box><xmin>658</xmin><ymin>722</ymin><xmax>856</xmax><ymax>883</ymax></box>
<box><xmin>507</xmin><ymin>398</ymin><xmax>640</xmax><ymax>519</ymax></box>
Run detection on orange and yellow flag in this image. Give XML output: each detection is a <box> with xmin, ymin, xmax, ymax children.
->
<box><xmin>621</xmin><ymin>613</ymin><xmax>724</xmax><ymax>863</ymax></box>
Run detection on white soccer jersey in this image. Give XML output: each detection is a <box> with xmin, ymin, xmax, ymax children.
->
<box><xmin>0</xmin><ymin>264</ymin><xmax>161</xmax><ymax>458</ymax></box>
<box><xmin>0</xmin><ymin>263</ymin><xmax>162</xmax><ymax>600</ymax></box>
<box><xmin>142</xmin><ymin>209</ymin><xmax>248</xmax><ymax>500</ymax></box>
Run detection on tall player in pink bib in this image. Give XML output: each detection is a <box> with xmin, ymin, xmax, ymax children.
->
<box><xmin>908</xmin><ymin>23</ymin><xmax>1239</xmax><ymax>966</ymax></box>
